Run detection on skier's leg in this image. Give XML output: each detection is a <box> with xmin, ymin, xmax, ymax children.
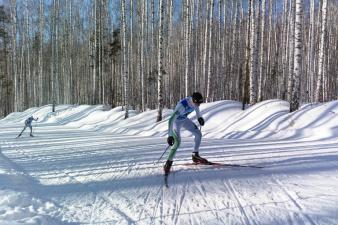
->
<box><xmin>164</xmin><ymin>120</ymin><xmax>183</xmax><ymax>175</ymax></box>
<box><xmin>182</xmin><ymin>119</ymin><xmax>202</xmax><ymax>153</ymax></box>
<box><xmin>29</xmin><ymin>126</ymin><xmax>33</xmax><ymax>136</ymax></box>
<box><xmin>183</xmin><ymin>119</ymin><xmax>207</xmax><ymax>163</ymax></box>
<box><xmin>18</xmin><ymin>126</ymin><xmax>27</xmax><ymax>137</ymax></box>
<box><xmin>167</xmin><ymin>120</ymin><xmax>183</xmax><ymax>161</ymax></box>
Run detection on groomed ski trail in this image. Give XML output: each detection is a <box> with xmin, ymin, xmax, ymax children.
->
<box><xmin>1</xmin><ymin>124</ymin><xmax>338</xmax><ymax>224</ymax></box>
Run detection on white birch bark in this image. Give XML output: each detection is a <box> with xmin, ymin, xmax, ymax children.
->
<box><xmin>24</xmin><ymin>0</ymin><xmax>31</xmax><ymax>107</ymax></box>
<box><xmin>10</xmin><ymin>0</ymin><xmax>18</xmax><ymax>111</ymax></box>
<box><xmin>128</xmin><ymin>0</ymin><xmax>133</xmax><ymax>106</ymax></box>
<box><xmin>257</xmin><ymin>0</ymin><xmax>266</xmax><ymax>102</ymax></box>
<box><xmin>202</xmin><ymin>0</ymin><xmax>210</xmax><ymax>98</ymax></box>
<box><xmin>307</xmin><ymin>0</ymin><xmax>315</xmax><ymax>102</ymax></box>
<box><xmin>68</xmin><ymin>0</ymin><xmax>73</xmax><ymax>104</ymax></box>
<box><xmin>290</xmin><ymin>0</ymin><xmax>303</xmax><ymax>112</ymax></box>
<box><xmin>287</xmin><ymin>0</ymin><xmax>295</xmax><ymax>102</ymax></box>
<box><xmin>121</xmin><ymin>0</ymin><xmax>128</xmax><ymax>118</ymax></box>
<box><xmin>168</xmin><ymin>0</ymin><xmax>173</xmax><ymax>105</ymax></box>
<box><xmin>281</xmin><ymin>0</ymin><xmax>288</xmax><ymax>99</ymax></box>
<box><xmin>52</xmin><ymin>0</ymin><xmax>58</xmax><ymax>111</ymax></box>
<box><xmin>206</xmin><ymin>0</ymin><xmax>214</xmax><ymax>102</ymax></box>
<box><xmin>266</xmin><ymin>0</ymin><xmax>273</xmax><ymax>99</ymax></box>
<box><xmin>249</xmin><ymin>0</ymin><xmax>257</xmax><ymax>105</ymax></box>
<box><xmin>38</xmin><ymin>0</ymin><xmax>44</xmax><ymax>105</ymax></box>
<box><xmin>157</xmin><ymin>0</ymin><xmax>164</xmax><ymax>122</ymax></box>
<box><xmin>184</xmin><ymin>0</ymin><xmax>190</xmax><ymax>97</ymax></box>
<box><xmin>315</xmin><ymin>0</ymin><xmax>328</xmax><ymax>102</ymax></box>
<box><xmin>139</xmin><ymin>0</ymin><xmax>146</xmax><ymax>111</ymax></box>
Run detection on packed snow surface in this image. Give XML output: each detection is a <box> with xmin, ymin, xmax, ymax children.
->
<box><xmin>0</xmin><ymin>99</ymin><xmax>338</xmax><ymax>225</ymax></box>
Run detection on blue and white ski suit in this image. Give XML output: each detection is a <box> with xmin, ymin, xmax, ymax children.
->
<box><xmin>18</xmin><ymin>116</ymin><xmax>38</xmax><ymax>136</ymax></box>
<box><xmin>167</xmin><ymin>96</ymin><xmax>202</xmax><ymax>161</ymax></box>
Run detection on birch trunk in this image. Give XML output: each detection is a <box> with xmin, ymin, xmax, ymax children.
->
<box><xmin>242</xmin><ymin>0</ymin><xmax>252</xmax><ymax>109</ymax></box>
<box><xmin>184</xmin><ymin>0</ymin><xmax>189</xmax><ymax>97</ymax></box>
<box><xmin>290</xmin><ymin>0</ymin><xmax>303</xmax><ymax>112</ymax></box>
<box><xmin>249</xmin><ymin>0</ymin><xmax>257</xmax><ymax>105</ymax></box>
<box><xmin>121</xmin><ymin>0</ymin><xmax>128</xmax><ymax>118</ymax></box>
<box><xmin>139</xmin><ymin>0</ymin><xmax>146</xmax><ymax>111</ymax></box>
<box><xmin>206</xmin><ymin>0</ymin><xmax>214</xmax><ymax>102</ymax></box>
<box><xmin>157</xmin><ymin>0</ymin><xmax>164</xmax><ymax>122</ymax></box>
<box><xmin>307</xmin><ymin>0</ymin><xmax>315</xmax><ymax>102</ymax></box>
<box><xmin>287</xmin><ymin>0</ymin><xmax>295</xmax><ymax>102</ymax></box>
<box><xmin>257</xmin><ymin>0</ymin><xmax>266</xmax><ymax>102</ymax></box>
<box><xmin>202</xmin><ymin>0</ymin><xmax>210</xmax><ymax>98</ymax></box>
<box><xmin>10</xmin><ymin>0</ymin><xmax>18</xmax><ymax>111</ymax></box>
<box><xmin>315</xmin><ymin>0</ymin><xmax>328</xmax><ymax>102</ymax></box>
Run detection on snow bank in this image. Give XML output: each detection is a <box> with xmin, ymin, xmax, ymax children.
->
<box><xmin>0</xmin><ymin>189</ymin><xmax>63</xmax><ymax>225</ymax></box>
<box><xmin>1</xmin><ymin>100</ymin><xmax>337</xmax><ymax>140</ymax></box>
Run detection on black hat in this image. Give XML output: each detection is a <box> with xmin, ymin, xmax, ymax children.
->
<box><xmin>192</xmin><ymin>92</ymin><xmax>203</xmax><ymax>104</ymax></box>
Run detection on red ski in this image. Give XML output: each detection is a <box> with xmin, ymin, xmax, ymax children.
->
<box><xmin>182</xmin><ymin>161</ymin><xmax>264</xmax><ymax>169</ymax></box>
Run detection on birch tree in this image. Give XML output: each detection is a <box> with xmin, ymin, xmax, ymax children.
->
<box><xmin>257</xmin><ymin>0</ymin><xmax>266</xmax><ymax>102</ymax></box>
<box><xmin>249</xmin><ymin>0</ymin><xmax>257</xmax><ymax>105</ymax></box>
<box><xmin>121</xmin><ymin>0</ymin><xmax>128</xmax><ymax>119</ymax></box>
<box><xmin>157</xmin><ymin>0</ymin><xmax>164</xmax><ymax>122</ymax></box>
<box><xmin>242</xmin><ymin>0</ymin><xmax>253</xmax><ymax>109</ymax></box>
<box><xmin>290</xmin><ymin>0</ymin><xmax>303</xmax><ymax>112</ymax></box>
<box><xmin>206</xmin><ymin>0</ymin><xmax>214</xmax><ymax>102</ymax></box>
<box><xmin>307</xmin><ymin>0</ymin><xmax>315</xmax><ymax>102</ymax></box>
<box><xmin>287</xmin><ymin>0</ymin><xmax>295</xmax><ymax>102</ymax></box>
<box><xmin>139</xmin><ymin>0</ymin><xmax>146</xmax><ymax>111</ymax></box>
<box><xmin>202</xmin><ymin>0</ymin><xmax>210</xmax><ymax>99</ymax></box>
<box><xmin>10</xmin><ymin>0</ymin><xmax>18</xmax><ymax>111</ymax></box>
<box><xmin>38</xmin><ymin>0</ymin><xmax>44</xmax><ymax>106</ymax></box>
<box><xmin>315</xmin><ymin>0</ymin><xmax>328</xmax><ymax>102</ymax></box>
<box><xmin>184</xmin><ymin>0</ymin><xmax>190</xmax><ymax>97</ymax></box>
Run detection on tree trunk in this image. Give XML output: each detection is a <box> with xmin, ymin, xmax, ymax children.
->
<box><xmin>290</xmin><ymin>0</ymin><xmax>303</xmax><ymax>112</ymax></box>
<box><xmin>287</xmin><ymin>0</ymin><xmax>295</xmax><ymax>102</ymax></box>
<box><xmin>157</xmin><ymin>0</ymin><xmax>164</xmax><ymax>122</ymax></box>
<box><xmin>121</xmin><ymin>0</ymin><xmax>129</xmax><ymax>119</ymax></box>
<box><xmin>257</xmin><ymin>0</ymin><xmax>266</xmax><ymax>102</ymax></box>
<box><xmin>315</xmin><ymin>0</ymin><xmax>328</xmax><ymax>102</ymax></box>
<box><xmin>249</xmin><ymin>0</ymin><xmax>257</xmax><ymax>105</ymax></box>
<box><xmin>206</xmin><ymin>0</ymin><xmax>214</xmax><ymax>102</ymax></box>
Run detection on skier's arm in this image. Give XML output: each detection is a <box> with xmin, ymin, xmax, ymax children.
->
<box><xmin>195</xmin><ymin>106</ymin><xmax>205</xmax><ymax>126</ymax></box>
<box><xmin>195</xmin><ymin>107</ymin><xmax>201</xmax><ymax>119</ymax></box>
<box><xmin>168</xmin><ymin>104</ymin><xmax>185</xmax><ymax>136</ymax></box>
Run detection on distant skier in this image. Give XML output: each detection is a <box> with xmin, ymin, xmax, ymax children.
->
<box><xmin>17</xmin><ymin>116</ymin><xmax>38</xmax><ymax>138</ymax></box>
<box><xmin>164</xmin><ymin>92</ymin><xmax>206</xmax><ymax>175</ymax></box>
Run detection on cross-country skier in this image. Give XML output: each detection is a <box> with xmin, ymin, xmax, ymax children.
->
<box><xmin>164</xmin><ymin>92</ymin><xmax>207</xmax><ymax>175</ymax></box>
<box><xmin>17</xmin><ymin>116</ymin><xmax>38</xmax><ymax>138</ymax></box>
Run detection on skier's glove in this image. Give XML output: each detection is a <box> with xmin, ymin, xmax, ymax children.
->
<box><xmin>198</xmin><ymin>117</ymin><xmax>205</xmax><ymax>126</ymax></box>
<box><xmin>167</xmin><ymin>136</ymin><xmax>174</xmax><ymax>146</ymax></box>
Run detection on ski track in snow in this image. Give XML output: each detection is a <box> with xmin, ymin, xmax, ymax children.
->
<box><xmin>1</xmin><ymin>127</ymin><xmax>338</xmax><ymax>225</ymax></box>
<box><xmin>1</xmin><ymin>101</ymin><xmax>338</xmax><ymax>225</ymax></box>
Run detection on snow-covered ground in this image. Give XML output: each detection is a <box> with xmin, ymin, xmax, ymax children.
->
<box><xmin>0</xmin><ymin>99</ymin><xmax>338</xmax><ymax>225</ymax></box>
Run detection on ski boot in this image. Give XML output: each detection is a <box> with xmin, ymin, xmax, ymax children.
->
<box><xmin>192</xmin><ymin>152</ymin><xmax>209</xmax><ymax>164</ymax></box>
<box><xmin>163</xmin><ymin>160</ymin><xmax>173</xmax><ymax>176</ymax></box>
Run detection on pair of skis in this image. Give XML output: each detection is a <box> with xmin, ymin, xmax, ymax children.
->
<box><xmin>164</xmin><ymin>160</ymin><xmax>263</xmax><ymax>188</ymax></box>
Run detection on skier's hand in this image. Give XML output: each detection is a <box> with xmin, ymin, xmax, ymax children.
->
<box><xmin>167</xmin><ymin>136</ymin><xmax>174</xmax><ymax>146</ymax></box>
<box><xmin>198</xmin><ymin>117</ymin><xmax>205</xmax><ymax>126</ymax></box>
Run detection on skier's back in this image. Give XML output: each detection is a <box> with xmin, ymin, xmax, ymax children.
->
<box><xmin>17</xmin><ymin>116</ymin><xmax>38</xmax><ymax>137</ymax></box>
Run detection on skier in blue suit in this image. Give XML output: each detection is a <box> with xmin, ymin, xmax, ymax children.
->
<box><xmin>17</xmin><ymin>116</ymin><xmax>38</xmax><ymax>137</ymax></box>
<box><xmin>164</xmin><ymin>92</ymin><xmax>207</xmax><ymax>175</ymax></box>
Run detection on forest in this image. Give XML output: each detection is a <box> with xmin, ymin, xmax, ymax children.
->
<box><xmin>0</xmin><ymin>0</ymin><xmax>337</xmax><ymax>119</ymax></box>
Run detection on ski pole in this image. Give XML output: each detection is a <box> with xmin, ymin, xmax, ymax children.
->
<box><xmin>155</xmin><ymin>145</ymin><xmax>170</xmax><ymax>164</ymax></box>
